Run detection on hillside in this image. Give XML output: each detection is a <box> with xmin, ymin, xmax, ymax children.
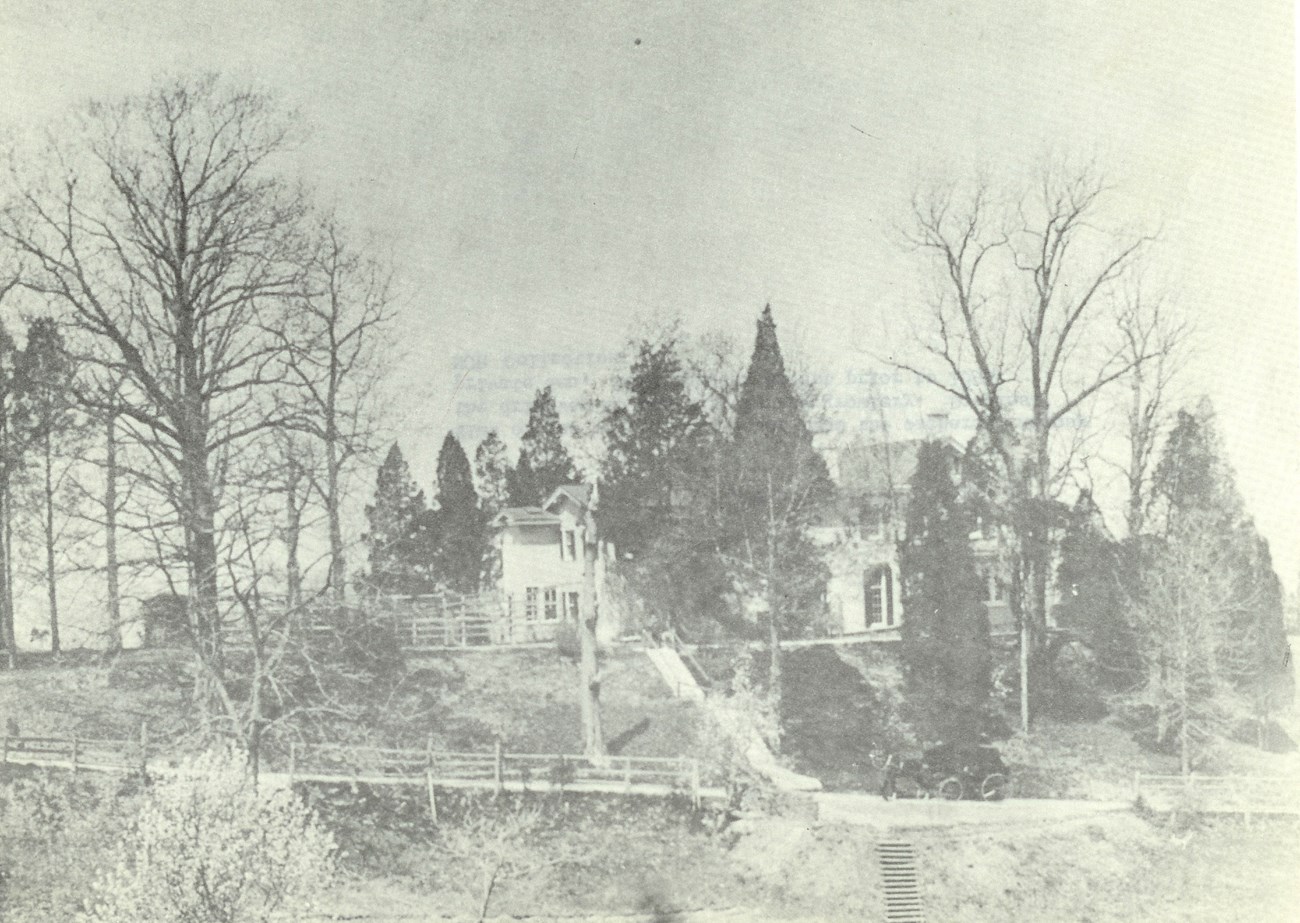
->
<box><xmin>0</xmin><ymin>646</ymin><xmax>701</xmax><ymax>760</ymax></box>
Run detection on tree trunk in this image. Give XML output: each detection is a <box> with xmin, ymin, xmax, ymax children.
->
<box><xmin>104</xmin><ymin>412</ymin><xmax>122</xmax><ymax>652</ymax></box>
<box><xmin>181</xmin><ymin>437</ymin><xmax>223</xmax><ymax>716</ymax></box>
<box><xmin>42</xmin><ymin>430</ymin><xmax>59</xmax><ymax>655</ymax></box>
<box><xmin>0</xmin><ymin>465</ymin><xmax>14</xmax><ymax>669</ymax></box>
<box><xmin>766</xmin><ymin>473</ymin><xmax>783</xmax><ymax>718</ymax></box>
<box><xmin>580</xmin><ymin>497</ymin><xmax>604</xmax><ymax>758</ymax></box>
<box><xmin>285</xmin><ymin>460</ymin><xmax>302</xmax><ymax>611</ymax></box>
<box><xmin>325</xmin><ymin>436</ymin><xmax>346</xmax><ymax>602</ymax></box>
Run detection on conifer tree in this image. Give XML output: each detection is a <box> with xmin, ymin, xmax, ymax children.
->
<box><xmin>474</xmin><ymin>430</ymin><xmax>511</xmax><ymax>517</ymax></box>
<box><xmin>1056</xmin><ymin>491</ymin><xmax>1135</xmax><ymax>690</ymax></box>
<box><xmin>430</xmin><ymin>433</ymin><xmax>485</xmax><ymax>594</ymax></box>
<box><xmin>600</xmin><ymin>333</ymin><xmax>708</xmax><ymax>558</ymax></box>
<box><xmin>364</xmin><ymin>443</ymin><xmax>429</xmax><ymax>594</ymax></box>
<box><xmin>18</xmin><ymin>318</ymin><xmax>79</xmax><ymax>654</ymax></box>
<box><xmin>723</xmin><ymin>305</ymin><xmax>832</xmax><ymax>703</ymax></box>
<box><xmin>1140</xmin><ymin>401</ymin><xmax>1294</xmax><ymax>732</ymax></box>
<box><xmin>898</xmin><ymin>440</ymin><xmax>991</xmax><ymax>742</ymax></box>
<box><xmin>508</xmin><ymin>386</ymin><xmax>579</xmax><ymax>506</ymax></box>
<box><xmin>474</xmin><ymin>430</ymin><xmax>511</xmax><ymax>587</ymax></box>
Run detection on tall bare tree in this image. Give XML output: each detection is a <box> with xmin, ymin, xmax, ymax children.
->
<box><xmin>3</xmin><ymin>77</ymin><xmax>308</xmax><ymax>702</ymax></box>
<box><xmin>277</xmin><ymin>220</ymin><xmax>394</xmax><ymax>602</ymax></box>
<box><xmin>1113</xmin><ymin>289</ymin><xmax>1192</xmax><ymax>538</ymax></box>
<box><xmin>894</xmin><ymin>168</ymin><xmax>1161</xmax><ymax>731</ymax></box>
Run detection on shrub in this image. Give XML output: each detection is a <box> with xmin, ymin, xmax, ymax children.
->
<box><xmin>80</xmin><ymin>747</ymin><xmax>336</xmax><ymax>923</ymax></box>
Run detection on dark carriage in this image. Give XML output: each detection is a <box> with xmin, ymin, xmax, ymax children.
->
<box><xmin>878</xmin><ymin>742</ymin><xmax>1009</xmax><ymax>801</ymax></box>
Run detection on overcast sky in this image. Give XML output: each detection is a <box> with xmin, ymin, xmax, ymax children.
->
<box><xmin>0</xmin><ymin>1</ymin><xmax>1296</xmax><ymax>586</ymax></box>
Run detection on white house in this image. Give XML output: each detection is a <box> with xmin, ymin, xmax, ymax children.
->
<box><xmin>492</xmin><ymin>485</ymin><xmax>623</xmax><ymax>644</ymax></box>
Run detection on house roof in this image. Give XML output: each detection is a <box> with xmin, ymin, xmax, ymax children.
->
<box><xmin>831</xmin><ymin>436</ymin><xmax>964</xmax><ymax>505</ymax></box>
<box><xmin>494</xmin><ymin>506</ymin><xmax>559</xmax><ymax>527</ymax></box>
<box><xmin>545</xmin><ymin>483</ymin><xmax>592</xmax><ymax>511</ymax></box>
<box><xmin>494</xmin><ymin>484</ymin><xmax>592</xmax><ymax>529</ymax></box>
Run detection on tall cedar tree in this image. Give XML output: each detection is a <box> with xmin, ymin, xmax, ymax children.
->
<box><xmin>0</xmin><ymin>324</ymin><xmax>22</xmax><ymax>664</ymax></box>
<box><xmin>727</xmin><ymin>306</ymin><xmax>832</xmax><ymax>700</ymax></box>
<box><xmin>19</xmin><ymin>318</ymin><xmax>78</xmax><ymax>653</ymax></box>
<box><xmin>600</xmin><ymin>335</ymin><xmax>708</xmax><ymax>558</ymax></box>
<box><xmin>474</xmin><ymin>430</ymin><xmax>511</xmax><ymax>517</ymax></box>
<box><xmin>431</xmin><ymin>433</ymin><xmax>485</xmax><ymax>593</ymax></box>
<box><xmin>1149</xmin><ymin>401</ymin><xmax>1294</xmax><ymax>716</ymax></box>
<box><xmin>1055</xmin><ymin>491</ymin><xmax>1136</xmax><ymax>691</ymax></box>
<box><xmin>508</xmin><ymin>387</ymin><xmax>579</xmax><ymax>506</ymax></box>
<box><xmin>474</xmin><ymin>430</ymin><xmax>511</xmax><ymax>586</ymax></box>
<box><xmin>365</xmin><ymin>444</ymin><xmax>430</xmax><ymax>595</ymax></box>
<box><xmin>899</xmin><ymin>440</ymin><xmax>991</xmax><ymax>743</ymax></box>
<box><xmin>599</xmin><ymin>334</ymin><xmax>732</xmax><ymax>637</ymax></box>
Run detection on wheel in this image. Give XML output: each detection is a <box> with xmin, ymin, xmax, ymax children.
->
<box><xmin>981</xmin><ymin>773</ymin><xmax>1008</xmax><ymax>801</ymax></box>
<box><xmin>938</xmin><ymin>776</ymin><xmax>964</xmax><ymax>801</ymax></box>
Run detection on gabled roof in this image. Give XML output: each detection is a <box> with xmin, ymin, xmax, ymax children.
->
<box><xmin>545</xmin><ymin>483</ymin><xmax>592</xmax><ymax>512</ymax></box>
<box><xmin>493</xmin><ymin>484</ymin><xmax>592</xmax><ymax>529</ymax></box>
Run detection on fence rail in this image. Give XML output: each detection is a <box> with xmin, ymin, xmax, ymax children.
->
<box><xmin>1135</xmin><ymin>772</ymin><xmax>1300</xmax><ymax>815</ymax></box>
<box><xmin>0</xmin><ymin>732</ymin><xmax>707</xmax><ymax>804</ymax></box>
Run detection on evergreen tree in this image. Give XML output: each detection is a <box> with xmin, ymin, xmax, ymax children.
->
<box><xmin>1131</xmin><ymin>400</ymin><xmax>1294</xmax><ymax>752</ymax></box>
<box><xmin>18</xmin><ymin>318</ymin><xmax>79</xmax><ymax>654</ymax></box>
<box><xmin>898</xmin><ymin>440</ymin><xmax>991</xmax><ymax>743</ymax></box>
<box><xmin>600</xmin><ymin>333</ymin><xmax>708</xmax><ymax>558</ymax></box>
<box><xmin>364</xmin><ymin>443</ymin><xmax>429</xmax><ymax>594</ymax></box>
<box><xmin>1056</xmin><ymin>491</ymin><xmax>1135</xmax><ymax>691</ymax></box>
<box><xmin>722</xmin><ymin>306</ymin><xmax>833</xmax><ymax>703</ymax></box>
<box><xmin>474</xmin><ymin>430</ymin><xmax>511</xmax><ymax>517</ymax></box>
<box><xmin>508</xmin><ymin>386</ymin><xmax>579</xmax><ymax>506</ymax></box>
<box><xmin>0</xmin><ymin>323</ymin><xmax>26</xmax><ymax>666</ymax></box>
<box><xmin>473</xmin><ymin>430</ymin><xmax>510</xmax><ymax>587</ymax></box>
<box><xmin>430</xmin><ymin>433</ymin><xmax>485</xmax><ymax>594</ymax></box>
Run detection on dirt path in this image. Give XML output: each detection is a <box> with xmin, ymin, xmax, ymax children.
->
<box><xmin>815</xmin><ymin>792</ymin><xmax>1131</xmax><ymax>828</ymax></box>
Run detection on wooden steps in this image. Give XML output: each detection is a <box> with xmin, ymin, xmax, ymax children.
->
<box><xmin>877</xmin><ymin>840</ymin><xmax>925</xmax><ymax>923</ymax></box>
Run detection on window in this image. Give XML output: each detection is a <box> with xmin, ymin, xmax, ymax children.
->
<box><xmin>977</xmin><ymin>568</ymin><xmax>1006</xmax><ymax>604</ymax></box>
<box><xmin>544</xmin><ymin>587</ymin><xmax>558</xmax><ymax>621</ymax></box>
<box><xmin>525</xmin><ymin>587</ymin><xmax>539</xmax><ymax>621</ymax></box>
<box><xmin>865</xmin><ymin>566</ymin><xmax>894</xmax><ymax>627</ymax></box>
<box><xmin>566</xmin><ymin>591</ymin><xmax>581</xmax><ymax>620</ymax></box>
<box><xmin>563</xmin><ymin>529</ymin><xmax>577</xmax><ymax>561</ymax></box>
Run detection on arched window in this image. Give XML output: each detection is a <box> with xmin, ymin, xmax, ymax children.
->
<box><xmin>865</xmin><ymin>566</ymin><xmax>894</xmax><ymax>627</ymax></box>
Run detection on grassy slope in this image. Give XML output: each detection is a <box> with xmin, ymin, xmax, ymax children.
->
<box><xmin>0</xmin><ymin>646</ymin><xmax>700</xmax><ymax>758</ymax></box>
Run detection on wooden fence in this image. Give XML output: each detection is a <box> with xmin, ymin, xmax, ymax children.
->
<box><xmin>1134</xmin><ymin>772</ymin><xmax>1300</xmax><ymax>816</ymax></box>
<box><xmin>0</xmin><ymin>732</ymin><xmax>709</xmax><ymax>805</ymax></box>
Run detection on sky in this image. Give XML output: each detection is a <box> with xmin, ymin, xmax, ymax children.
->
<box><xmin>0</xmin><ymin>1</ymin><xmax>1296</xmax><ymax>587</ymax></box>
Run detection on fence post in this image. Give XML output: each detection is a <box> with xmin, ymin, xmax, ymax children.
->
<box><xmin>140</xmin><ymin>721</ymin><xmax>149</xmax><ymax>776</ymax></box>
<box><xmin>288</xmin><ymin>742</ymin><xmax>297</xmax><ymax>785</ymax></box>
<box><xmin>426</xmin><ymin>769</ymin><xmax>438</xmax><ymax>825</ymax></box>
<box><xmin>71</xmin><ymin>735</ymin><xmax>79</xmax><ymax>773</ymax></box>
<box><xmin>426</xmin><ymin>735</ymin><xmax>434</xmax><ymax>773</ymax></box>
<box><xmin>691</xmin><ymin>759</ymin><xmax>701</xmax><ymax>809</ymax></box>
<box><xmin>494</xmin><ymin>739</ymin><xmax>504</xmax><ymax>797</ymax></box>
<box><xmin>624</xmin><ymin>757</ymin><xmax>632</xmax><ymax>792</ymax></box>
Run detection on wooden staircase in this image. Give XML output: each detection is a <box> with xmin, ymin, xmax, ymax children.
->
<box><xmin>877</xmin><ymin>840</ymin><xmax>925</xmax><ymax>923</ymax></box>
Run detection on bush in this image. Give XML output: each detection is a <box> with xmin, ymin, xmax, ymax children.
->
<box><xmin>80</xmin><ymin>747</ymin><xmax>336</xmax><ymax>923</ymax></box>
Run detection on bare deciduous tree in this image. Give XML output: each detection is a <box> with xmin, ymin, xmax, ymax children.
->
<box><xmin>894</xmin><ymin>167</ymin><xmax>1163</xmax><ymax>732</ymax></box>
<box><xmin>3</xmin><ymin>76</ymin><xmax>308</xmax><ymax>703</ymax></box>
<box><xmin>1121</xmin><ymin>514</ymin><xmax>1260</xmax><ymax>774</ymax></box>
<box><xmin>1114</xmin><ymin>288</ymin><xmax>1192</xmax><ymax>538</ymax></box>
<box><xmin>276</xmin><ymin>220</ymin><xmax>395</xmax><ymax>602</ymax></box>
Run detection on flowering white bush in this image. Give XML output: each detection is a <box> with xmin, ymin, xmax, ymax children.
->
<box><xmin>79</xmin><ymin>747</ymin><xmax>336</xmax><ymax>923</ymax></box>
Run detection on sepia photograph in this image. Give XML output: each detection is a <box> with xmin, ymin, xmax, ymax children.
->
<box><xmin>0</xmin><ymin>2</ymin><xmax>1295</xmax><ymax>920</ymax></box>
